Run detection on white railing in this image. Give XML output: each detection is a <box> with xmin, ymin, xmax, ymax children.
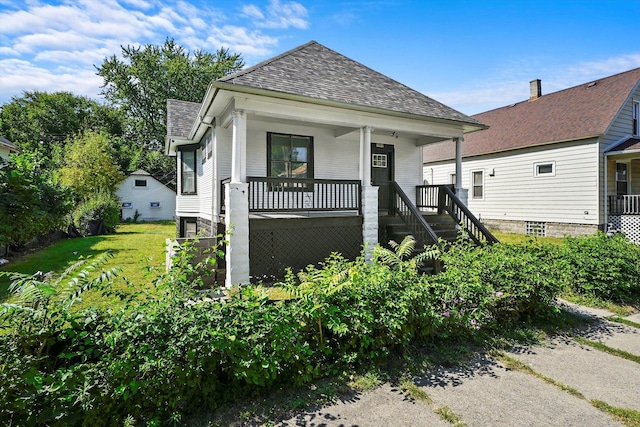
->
<box><xmin>609</xmin><ymin>195</ymin><xmax>640</xmax><ymax>215</ymax></box>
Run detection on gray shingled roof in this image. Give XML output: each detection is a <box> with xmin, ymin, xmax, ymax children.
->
<box><xmin>0</xmin><ymin>136</ymin><xmax>18</xmax><ymax>151</ymax></box>
<box><xmin>218</xmin><ymin>41</ymin><xmax>482</xmax><ymax>126</ymax></box>
<box><xmin>166</xmin><ymin>99</ymin><xmax>201</xmax><ymax>138</ymax></box>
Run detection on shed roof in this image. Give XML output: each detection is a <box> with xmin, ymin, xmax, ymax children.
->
<box><xmin>423</xmin><ymin>67</ymin><xmax>640</xmax><ymax>163</ymax></box>
<box><xmin>0</xmin><ymin>136</ymin><xmax>18</xmax><ymax>152</ymax></box>
<box><xmin>218</xmin><ymin>41</ymin><xmax>482</xmax><ymax>127</ymax></box>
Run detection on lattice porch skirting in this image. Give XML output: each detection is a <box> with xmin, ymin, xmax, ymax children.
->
<box><xmin>608</xmin><ymin>215</ymin><xmax>640</xmax><ymax>243</ymax></box>
<box><xmin>249</xmin><ymin>216</ymin><xmax>363</xmax><ymax>283</ymax></box>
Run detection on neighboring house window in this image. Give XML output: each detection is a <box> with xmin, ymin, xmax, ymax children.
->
<box><xmin>134</xmin><ymin>179</ymin><xmax>147</xmax><ymax>187</ymax></box>
<box><xmin>122</xmin><ymin>202</ymin><xmax>133</xmax><ymax>209</ymax></box>
<box><xmin>616</xmin><ymin>162</ymin><xmax>628</xmax><ymax>196</ymax></box>
<box><xmin>634</xmin><ymin>102</ymin><xmax>640</xmax><ymax>135</ymax></box>
<box><xmin>534</xmin><ymin>162</ymin><xmax>555</xmax><ymax>177</ymax></box>
<box><xmin>180</xmin><ymin>148</ymin><xmax>197</xmax><ymax>194</ymax></box>
<box><xmin>267</xmin><ymin>132</ymin><xmax>313</xmax><ymax>190</ymax></box>
<box><xmin>471</xmin><ymin>170</ymin><xmax>484</xmax><ymax>199</ymax></box>
<box><xmin>150</xmin><ymin>202</ymin><xmax>160</xmax><ymax>208</ymax></box>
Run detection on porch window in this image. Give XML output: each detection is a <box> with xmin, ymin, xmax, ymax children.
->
<box><xmin>472</xmin><ymin>170</ymin><xmax>484</xmax><ymax>199</ymax></box>
<box><xmin>180</xmin><ymin>147</ymin><xmax>197</xmax><ymax>195</ymax></box>
<box><xmin>267</xmin><ymin>132</ymin><xmax>313</xmax><ymax>189</ymax></box>
<box><xmin>180</xmin><ymin>217</ymin><xmax>197</xmax><ymax>238</ymax></box>
<box><xmin>633</xmin><ymin>102</ymin><xmax>639</xmax><ymax>135</ymax></box>
<box><xmin>616</xmin><ymin>162</ymin><xmax>628</xmax><ymax>196</ymax></box>
<box><xmin>450</xmin><ymin>173</ymin><xmax>456</xmax><ymax>185</ymax></box>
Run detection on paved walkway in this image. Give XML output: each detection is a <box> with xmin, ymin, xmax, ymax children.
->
<box><xmin>276</xmin><ymin>301</ymin><xmax>640</xmax><ymax>426</ymax></box>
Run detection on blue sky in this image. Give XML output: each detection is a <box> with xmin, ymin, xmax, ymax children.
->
<box><xmin>2</xmin><ymin>0</ymin><xmax>640</xmax><ymax>114</ymax></box>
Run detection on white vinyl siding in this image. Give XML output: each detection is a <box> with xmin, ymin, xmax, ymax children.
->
<box><xmin>426</xmin><ymin>140</ymin><xmax>600</xmax><ymax>225</ymax></box>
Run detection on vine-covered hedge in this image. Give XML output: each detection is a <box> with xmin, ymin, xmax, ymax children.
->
<box><xmin>1</xmin><ymin>233</ymin><xmax>638</xmax><ymax>425</ymax></box>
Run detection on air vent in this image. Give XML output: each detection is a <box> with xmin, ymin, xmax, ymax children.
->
<box><xmin>587</xmin><ymin>81</ymin><xmax>597</xmax><ymax>88</ymax></box>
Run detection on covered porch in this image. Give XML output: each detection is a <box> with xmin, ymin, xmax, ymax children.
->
<box><xmin>605</xmin><ymin>138</ymin><xmax>640</xmax><ymax>243</ymax></box>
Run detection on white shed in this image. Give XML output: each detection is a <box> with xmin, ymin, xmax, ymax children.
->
<box><xmin>116</xmin><ymin>170</ymin><xmax>176</xmax><ymax>221</ymax></box>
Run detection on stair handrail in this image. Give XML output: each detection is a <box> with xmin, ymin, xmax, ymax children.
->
<box><xmin>390</xmin><ymin>181</ymin><xmax>441</xmax><ymax>248</ymax></box>
<box><xmin>440</xmin><ymin>185</ymin><xmax>499</xmax><ymax>245</ymax></box>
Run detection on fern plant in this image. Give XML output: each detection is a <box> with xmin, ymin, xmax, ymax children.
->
<box><xmin>0</xmin><ymin>252</ymin><xmax>118</xmax><ymax>360</ymax></box>
<box><xmin>373</xmin><ymin>235</ymin><xmax>440</xmax><ymax>271</ymax></box>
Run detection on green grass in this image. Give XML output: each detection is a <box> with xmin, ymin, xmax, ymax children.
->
<box><xmin>590</xmin><ymin>400</ymin><xmax>640</xmax><ymax>427</ymax></box>
<box><xmin>435</xmin><ymin>406</ymin><xmax>466</xmax><ymax>426</ymax></box>
<box><xmin>572</xmin><ymin>336</ymin><xmax>640</xmax><ymax>365</ymax></box>
<box><xmin>0</xmin><ymin>222</ymin><xmax>175</xmax><ymax>304</ymax></box>
<box><xmin>607</xmin><ymin>316</ymin><xmax>640</xmax><ymax>330</ymax></box>
<box><xmin>399</xmin><ymin>377</ymin><xmax>432</xmax><ymax>404</ymax></box>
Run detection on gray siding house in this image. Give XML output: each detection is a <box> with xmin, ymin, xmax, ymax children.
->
<box><xmin>423</xmin><ymin>68</ymin><xmax>640</xmax><ymax>242</ymax></box>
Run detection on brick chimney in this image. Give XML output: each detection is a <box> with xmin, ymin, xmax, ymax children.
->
<box><xmin>529</xmin><ymin>79</ymin><xmax>542</xmax><ymax>101</ymax></box>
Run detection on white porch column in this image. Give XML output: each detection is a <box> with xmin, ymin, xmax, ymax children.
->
<box><xmin>360</xmin><ymin>126</ymin><xmax>377</xmax><ymax>261</ymax></box>
<box><xmin>225</xmin><ymin>109</ymin><xmax>250</xmax><ymax>287</ymax></box>
<box><xmin>231</xmin><ymin>110</ymin><xmax>246</xmax><ymax>183</ymax></box>
<box><xmin>362</xmin><ymin>126</ymin><xmax>373</xmax><ymax>186</ymax></box>
<box><xmin>454</xmin><ymin>137</ymin><xmax>468</xmax><ymax>206</ymax></box>
<box><xmin>224</xmin><ymin>183</ymin><xmax>250</xmax><ymax>287</ymax></box>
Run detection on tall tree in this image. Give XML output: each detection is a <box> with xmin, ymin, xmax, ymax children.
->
<box><xmin>0</xmin><ymin>91</ymin><xmax>124</xmax><ymax>159</ymax></box>
<box><xmin>96</xmin><ymin>38</ymin><xmax>244</xmax><ymax>152</ymax></box>
<box><xmin>58</xmin><ymin>130</ymin><xmax>125</xmax><ymax>199</ymax></box>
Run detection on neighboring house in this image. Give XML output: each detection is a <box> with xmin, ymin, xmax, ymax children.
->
<box><xmin>165</xmin><ymin>41</ymin><xmax>490</xmax><ymax>287</ymax></box>
<box><xmin>116</xmin><ymin>170</ymin><xmax>176</xmax><ymax>221</ymax></box>
<box><xmin>0</xmin><ymin>136</ymin><xmax>18</xmax><ymax>162</ymax></box>
<box><xmin>423</xmin><ymin>68</ymin><xmax>640</xmax><ymax>242</ymax></box>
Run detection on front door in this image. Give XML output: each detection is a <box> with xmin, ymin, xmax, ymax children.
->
<box><xmin>371</xmin><ymin>143</ymin><xmax>394</xmax><ymax>212</ymax></box>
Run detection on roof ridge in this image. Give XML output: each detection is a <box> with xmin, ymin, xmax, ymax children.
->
<box><xmin>474</xmin><ymin>66</ymin><xmax>640</xmax><ymax>118</ymax></box>
<box><xmin>219</xmin><ymin>40</ymin><xmax>319</xmax><ymax>82</ymax></box>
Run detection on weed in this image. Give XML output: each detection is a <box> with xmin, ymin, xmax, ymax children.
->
<box><xmin>590</xmin><ymin>400</ymin><xmax>640</xmax><ymax>427</ymax></box>
<box><xmin>399</xmin><ymin>377</ymin><xmax>432</xmax><ymax>404</ymax></box>
<box><xmin>435</xmin><ymin>406</ymin><xmax>466</xmax><ymax>426</ymax></box>
<box><xmin>572</xmin><ymin>336</ymin><xmax>640</xmax><ymax>365</ymax></box>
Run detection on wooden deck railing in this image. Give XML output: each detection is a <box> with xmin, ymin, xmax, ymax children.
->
<box><xmin>391</xmin><ymin>182</ymin><xmax>440</xmax><ymax>247</ymax></box>
<box><xmin>221</xmin><ymin>177</ymin><xmax>361</xmax><ymax>213</ymax></box>
<box><xmin>416</xmin><ymin>185</ymin><xmax>499</xmax><ymax>245</ymax></box>
<box><xmin>609</xmin><ymin>195</ymin><xmax>640</xmax><ymax>215</ymax></box>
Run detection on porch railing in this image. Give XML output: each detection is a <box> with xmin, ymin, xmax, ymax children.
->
<box><xmin>609</xmin><ymin>195</ymin><xmax>640</xmax><ymax>215</ymax></box>
<box><xmin>221</xmin><ymin>177</ymin><xmax>361</xmax><ymax>213</ymax></box>
<box><xmin>390</xmin><ymin>181</ymin><xmax>440</xmax><ymax>247</ymax></box>
<box><xmin>416</xmin><ymin>185</ymin><xmax>499</xmax><ymax>245</ymax></box>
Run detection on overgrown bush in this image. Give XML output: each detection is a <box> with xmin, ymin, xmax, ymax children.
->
<box><xmin>562</xmin><ymin>232</ymin><xmax>640</xmax><ymax>301</ymax></box>
<box><xmin>73</xmin><ymin>189</ymin><xmax>121</xmax><ymax>235</ymax></box>
<box><xmin>1</xmin><ymin>234</ymin><xmax>611</xmax><ymax>426</ymax></box>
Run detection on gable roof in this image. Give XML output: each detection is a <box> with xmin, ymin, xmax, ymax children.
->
<box><xmin>606</xmin><ymin>137</ymin><xmax>640</xmax><ymax>155</ymax></box>
<box><xmin>217</xmin><ymin>41</ymin><xmax>482</xmax><ymax>127</ymax></box>
<box><xmin>423</xmin><ymin>67</ymin><xmax>640</xmax><ymax>163</ymax></box>
<box><xmin>166</xmin><ymin>99</ymin><xmax>201</xmax><ymax>138</ymax></box>
<box><xmin>0</xmin><ymin>136</ymin><xmax>18</xmax><ymax>152</ymax></box>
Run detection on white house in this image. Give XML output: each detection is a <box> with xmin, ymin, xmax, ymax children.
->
<box><xmin>165</xmin><ymin>41</ymin><xmax>492</xmax><ymax>287</ymax></box>
<box><xmin>0</xmin><ymin>136</ymin><xmax>18</xmax><ymax>162</ymax></box>
<box><xmin>423</xmin><ymin>68</ymin><xmax>640</xmax><ymax>241</ymax></box>
<box><xmin>116</xmin><ymin>170</ymin><xmax>176</xmax><ymax>221</ymax></box>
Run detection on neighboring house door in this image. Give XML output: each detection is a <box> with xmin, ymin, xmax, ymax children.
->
<box><xmin>371</xmin><ymin>144</ymin><xmax>395</xmax><ymax>212</ymax></box>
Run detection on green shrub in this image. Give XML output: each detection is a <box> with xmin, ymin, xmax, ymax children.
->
<box><xmin>562</xmin><ymin>232</ymin><xmax>640</xmax><ymax>301</ymax></box>
<box><xmin>73</xmin><ymin>189</ymin><xmax>120</xmax><ymax>235</ymax></box>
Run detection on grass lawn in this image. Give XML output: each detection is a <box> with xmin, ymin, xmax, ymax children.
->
<box><xmin>0</xmin><ymin>222</ymin><xmax>176</xmax><ymax>305</ymax></box>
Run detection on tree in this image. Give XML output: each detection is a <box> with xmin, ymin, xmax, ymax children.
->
<box><xmin>58</xmin><ymin>130</ymin><xmax>125</xmax><ymax>199</ymax></box>
<box><xmin>0</xmin><ymin>152</ymin><xmax>73</xmax><ymax>250</ymax></box>
<box><xmin>0</xmin><ymin>91</ymin><xmax>124</xmax><ymax>159</ymax></box>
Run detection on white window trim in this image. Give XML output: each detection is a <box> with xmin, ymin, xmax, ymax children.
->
<box><xmin>471</xmin><ymin>170</ymin><xmax>484</xmax><ymax>200</ymax></box>
<box><xmin>616</xmin><ymin>161</ymin><xmax>630</xmax><ymax>195</ymax></box>
<box><xmin>534</xmin><ymin>161</ymin><xmax>556</xmax><ymax>177</ymax></box>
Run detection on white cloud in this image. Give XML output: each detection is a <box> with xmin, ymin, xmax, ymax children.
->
<box><xmin>0</xmin><ymin>0</ymin><xmax>306</xmax><ymax>103</ymax></box>
<box><xmin>243</xmin><ymin>0</ymin><xmax>309</xmax><ymax>29</ymax></box>
<box><xmin>0</xmin><ymin>59</ymin><xmax>104</xmax><ymax>101</ymax></box>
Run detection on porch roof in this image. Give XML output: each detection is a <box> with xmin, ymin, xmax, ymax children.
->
<box><xmin>216</xmin><ymin>41</ymin><xmax>484</xmax><ymax>130</ymax></box>
<box><xmin>605</xmin><ymin>137</ymin><xmax>640</xmax><ymax>155</ymax></box>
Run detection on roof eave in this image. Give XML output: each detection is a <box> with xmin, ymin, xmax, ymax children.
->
<box><xmin>211</xmin><ymin>81</ymin><xmax>487</xmax><ymax>132</ymax></box>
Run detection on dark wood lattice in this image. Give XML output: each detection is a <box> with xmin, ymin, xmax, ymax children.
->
<box><xmin>249</xmin><ymin>216</ymin><xmax>363</xmax><ymax>282</ymax></box>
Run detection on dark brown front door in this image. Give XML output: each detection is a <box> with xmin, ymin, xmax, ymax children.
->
<box><xmin>371</xmin><ymin>143</ymin><xmax>394</xmax><ymax>212</ymax></box>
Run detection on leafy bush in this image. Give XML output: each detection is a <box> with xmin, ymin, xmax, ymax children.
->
<box><xmin>73</xmin><ymin>189</ymin><xmax>121</xmax><ymax>235</ymax></box>
<box><xmin>562</xmin><ymin>232</ymin><xmax>640</xmax><ymax>301</ymax></box>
